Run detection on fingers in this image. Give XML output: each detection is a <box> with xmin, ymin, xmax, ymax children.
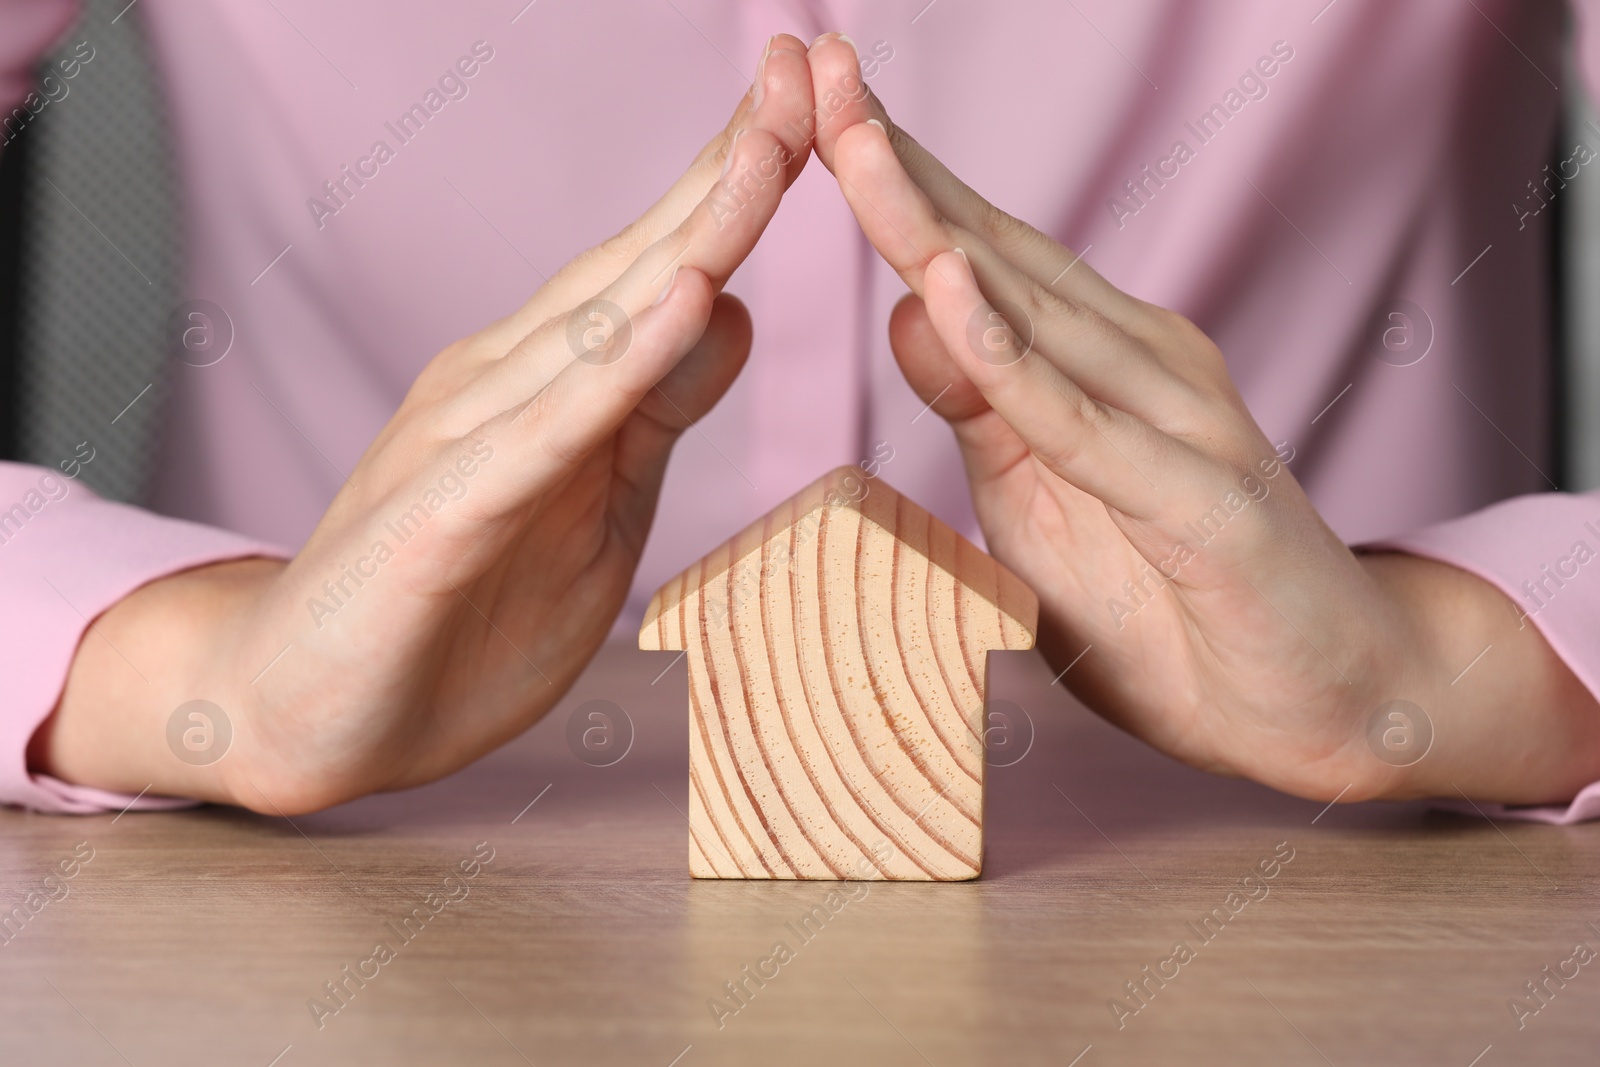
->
<box><xmin>889</xmin><ymin>294</ymin><xmax>984</xmax><ymax>423</ymax></box>
<box><xmin>833</xmin><ymin>118</ymin><xmax>1176</xmax><ymax>413</ymax></box>
<box><xmin>634</xmin><ymin>293</ymin><xmax>753</xmax><ymax>433</ymax></box>
<box><xmin>608</xmin><ymin>293</ymin><xmax>753</xmax><ymax>551</ymax></box>
<box><xmin>755</xmin><ymin>36</ymin><xmax>816</xmax><ymax>188</ymax></box>
<box><xmin>468</xmin><ymin>266</ymin><xmax>724</xmax><ymax>521</ymax></box>
<box><xmin>806</xmin><ymin>34</ymin><xmax>1134</xmax><ymax>318</ymax></box>
<box><xmin>470</xmin><ymin>34</ymin><xmax>816</xmax><ymax>356</ymax></box>
<box><xmin>888</xmin><ymin>295</ymin><xmax>1034</xmax><ymax>487</ymax></box>
<box><xmin>459</xmin><ymin>123</ymin><xmax>796</xmax><ymax>416</ymax></box>
<box><xmin>602</xmin><ymin>34</ymin><xmax>815</xmax><ymax>268</ymax></box>
<box><xmin>920</xmin><ymin>249</ymin><xmax>1213</xmax><ymax>520</ymax></box>
<box><xmin>464</xmin><ymin>103</ymin><xmax>797</xmax><ymax>513</ymax></box>
<box><xmin>805</xmin><ymin>34</ymin><xmax>878</xmax><ymax>166</ymax></box>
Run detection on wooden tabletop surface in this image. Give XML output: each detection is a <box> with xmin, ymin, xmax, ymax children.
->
<box><xmin>3</xmin><ymin>643</ymin><xmax>1597</xmax><ymax>1066</ymax></box>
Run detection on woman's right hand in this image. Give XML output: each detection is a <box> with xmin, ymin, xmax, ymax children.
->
<box><xmin>33</xmin><ymin>35</ymin><xmax>817</xmax><ymax>813</ymax></box>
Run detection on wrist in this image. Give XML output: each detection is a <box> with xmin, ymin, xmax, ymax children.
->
<box><xmin>1338</xmin><ymin>551</ymin><xmax>1456</xmax><ymax>801</ymax></box>
<box><xmin>33</xmin><ymin>557</ymin><xmax>285</xmax><ymax>807</ymax></box>
<box><xmin>1355</xmin><ymin>551</ymin><xmax>1600</xmax><ymax>805</ymax></box>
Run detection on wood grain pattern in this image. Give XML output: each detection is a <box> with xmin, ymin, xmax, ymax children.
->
<box><xmin>640</xmin><ymin>467</ymin><xmax>1038</xmax><ymax>880</ymax></box>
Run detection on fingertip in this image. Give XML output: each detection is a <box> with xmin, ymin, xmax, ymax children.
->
<box><xmin>639</xmin><ymin>265</ymin><xmax>715</xmax><ymax>348</ymax></box>
<box><xmin>922</xmin><ymin>248</ymin><xmax>1002</xmax><ymax>371</ymax></box>
<box><xmin>754</xmin><ymin>35</ymin><xmax>812</xmax><ymax>112</ymax></box>
<box><xmin>832</xmin><ymin>115</ymin><xmax>893</xmax><ymax>178</ymax></box>
<box><xmin>624</xmin><ymin>264</ymin><xmax>719</xmax><ymax>379</ymax></box>
<box><xmin>926</xmin><ymin>248</ymin><xmax>978</xmax><ymax>303</ymax></box>
<box><xmin>808</xmin><ymin>31</ymin><xmax>858</xmax><ymax>61</ymax></box>
<box><xmin>828</xmin><ymin>124</ymin><xmax>944</xmax><ymax>280</ymax></box>
<box><xmin>769</xmin><ymin>32</ymin><xmax>809</xmax><ymax>56</ymax></box>
<box><xmin>749</xmin><ymin>39</ymin><xmax>815</xmax><ymax>183</ymax></box>
<box><xmin>808</xmin><ymin>33</ymin><xmax>876</xmax><ymax>163</ymax></box>
<box><xmin>656</xmin><ymin>263</ymin><xmax>713</xmax><ymax>311</ymax></box>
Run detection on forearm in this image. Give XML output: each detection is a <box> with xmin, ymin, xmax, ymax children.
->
<box><xmin>1362</xmin><ymin>551</ymin><xmax>1600</xmax><ymax>805</ymax></box>
<box><xmin>27</xmin><ymin>558</ymin><xmax>282</xmax><ymax>806</ymax></box>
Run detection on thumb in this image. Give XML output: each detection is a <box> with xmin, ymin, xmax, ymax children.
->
<box><xmin>642</xmin><ymin>291</ymin><xmax>753</xmax><ymax>430</ymax></box>
<box><xmin>890</xmin><ymin>293</ymin><xmax>985</xmax><ymax>422</ymax></box>
<box><xmin>607</xmin><ymin>291</ymin><xmax>753</xmax><ymax>549</ymax></box>
<box><xmin>891</xmin><ymin>292</ymin><xmax>1035</xmax><ymax>489</ymax></box>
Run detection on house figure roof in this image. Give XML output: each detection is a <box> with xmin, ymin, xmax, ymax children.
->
<box><xmin>641</xmin><ymin>466</ymin><xmax>1038</xmax><ymax>880</ymax></box>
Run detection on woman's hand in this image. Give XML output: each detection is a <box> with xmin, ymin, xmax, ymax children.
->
<box><xmin>34</xmin><ymin>35</ymin><xmax>818</xmax><ymax>814</ymax></box>
<box><xmin>805</xmin><ymin>35</ymin><xmax>1600</xmax><ymax>806</ymax></box>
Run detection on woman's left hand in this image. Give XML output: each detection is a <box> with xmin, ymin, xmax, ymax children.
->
<box><xmin>801</xmin><ymin>34</ymin><xmax>1600</xmax><ymax>806</ymax></box>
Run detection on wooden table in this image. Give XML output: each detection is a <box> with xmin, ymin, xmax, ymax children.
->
<box><xmin>3</xmin><ymin>643</ymin><xmax>1597</xmax><ymax>1065</ymax></box>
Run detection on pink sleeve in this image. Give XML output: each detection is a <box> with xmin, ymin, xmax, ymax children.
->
<box><xmin>0</xmin><ymin>463</ymin><xmax>286</xmax><ymax>813</ymax></box>
<box><xmin>1374</xmin><ymin>492</ymin><xmax>1600</xmax><ymax>824</ymax></box>
<box><xmin>0</xmin><ymin>0</ymin><xmax>77</xmax><ymax>119</ymax></box>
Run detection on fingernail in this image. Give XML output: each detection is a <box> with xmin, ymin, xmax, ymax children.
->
<box><xmin>753</xmin><ymin>35</ymin><xmax>774</xmax><ymax>110</ymax></box>
<box><xmin>866</xmin><ymin>118</ymin><xmax>886</xmax><ymax>135</ymax></box>
<box><xmin>952</xmin><ymin>247</ymin><xmax>971</xmax><ymax>272</ymax></box>
<box><xmin>809</xmin><ymin>31</ymin><xmax>857</xmax><ymax>58</ymax></box>
<box><xmin>653</xmin><ymin>266</ymin><xmax>681</xmax><ymax>307</ymax></box>
<box><xmin>720</xmin><ymin>129</ymin><xmax>744</xmax><ymax>178</ymax></box>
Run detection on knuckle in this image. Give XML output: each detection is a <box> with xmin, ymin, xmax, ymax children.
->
<box><xmin>1057</xmin><ymin>294</ymin><xmax>1127</xmax><ymax>358</ymax></box>
<box><xmin>1026</xmin><ymin>375</ymin><xmax>1101</xmax><ymax>473</ymax></box>
<box><xmin>884</xmin><ymin>117</ymin><xmax>925</xmax><ymax>164</ymax></box>
<box><xmin>1017</xmin><ymin>279</ymin><xmax>1058</xmax><ymax>331</ymax></box>
<box><xmin>525</xmin><ymin>390</ymin><xmax>588</xmax><ymax>469</ymax></box>
<box><xmin>403</xmin><ymin>340</ymin><xmax>476</xmax><ymax>408</ymax></box>
<box><xmin>1021</xmin><ymin>276</ymin><xmax>1093</xmax><ymax>346</ymax></box>
<box><xmin>1039</xmin><ymin>413</ymin><xmax>1094</xmax><ymax>473</ymax></box>
<box><xmin>598</xmin><ymin>219</ymin><xmax>650</xmax><ymax>264</ymax></box>
<box><xmin>978</xmin><ymin>199</ymin><xmax>1037</xmax><ymax>249</ymax></box>
<box><xmin>504</xmin><ymin>316</ymin><xmax>556</xmax><ymax>366</ymax></box>
<box><xmin>884</xmin><ymin>118</ymin><xmax>913</xmax><ymax>159</ymax></box>
<box><xmin>1070</xmin><ymin>385</ymin><xmax>1110</xmax><ymax>436</ymax></box>
<box><xmin>1146</xmin><ymin>305</ymin><xmax>1230</xmax><ymax>384</ymax></box>
<box><xmin>1155</xmin><ymin>305</ymin><xmax>1206</xmax><ymax>344</ymax></box>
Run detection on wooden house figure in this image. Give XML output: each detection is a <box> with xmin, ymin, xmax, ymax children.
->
<box><xmin>640</xmin><ymin>466</ymin><xmax>1038</xmax><ymax>881</ymax></box>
